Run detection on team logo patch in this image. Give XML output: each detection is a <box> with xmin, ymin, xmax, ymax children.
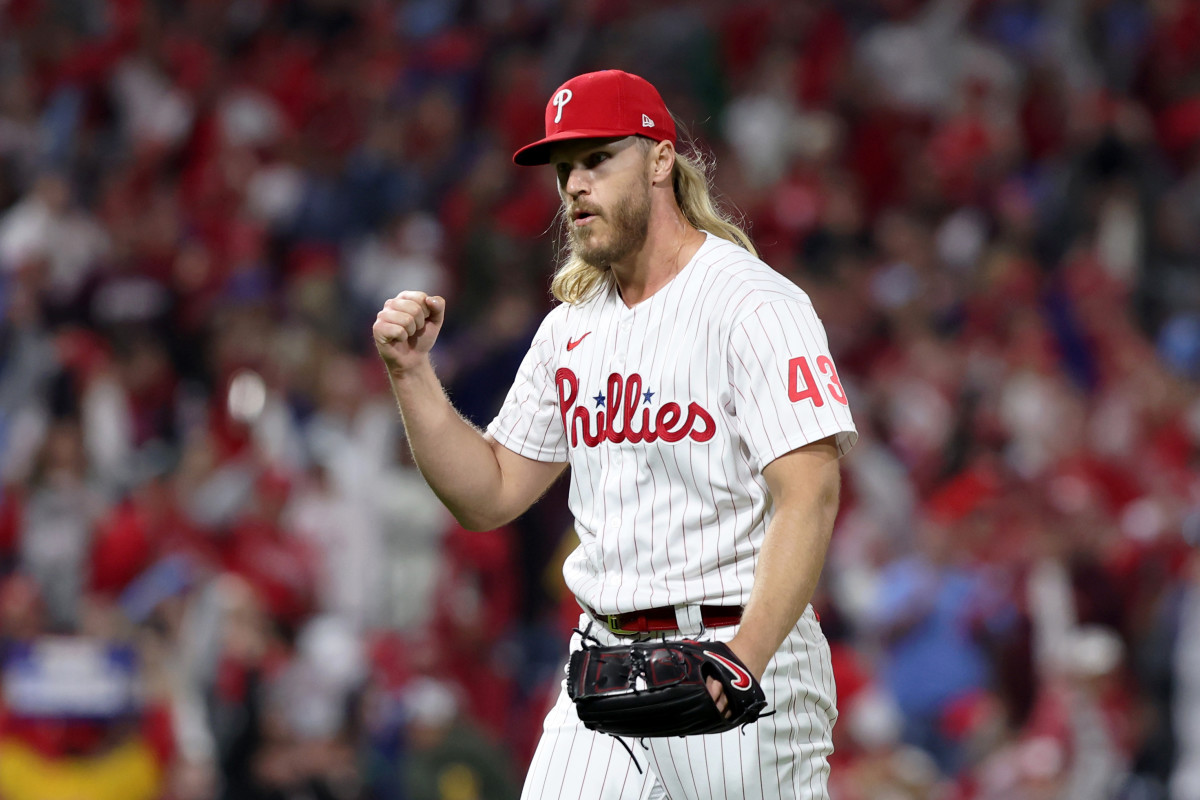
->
<box><xmin>555</xmin><ymin>368</ymin><xmax>715</xmax><ymax>447</ymax></box>
<box><xmin>707</xmin><ymin>652</ymin><xmax>753</xmax><ymax>690</ymax></box>
<box><xmin>552</xmin><ymin>89</ymin><xmax>573</xmax><ymax>124</ymax></box>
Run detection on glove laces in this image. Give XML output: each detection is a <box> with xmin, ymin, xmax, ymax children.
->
<box><xmin>572</xmin><ymin>623</ymin><xmax>648</xmax><ymax>774</ymax></box>
<box><xmin>608</xmin><ymin>734</ymin><xmax>648</xmax><ymax>774</ymax></box>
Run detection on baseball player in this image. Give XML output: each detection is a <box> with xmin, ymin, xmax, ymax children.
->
<box><xmin>373</xmin><ymin>70</ymin><xmax>857</xmax><ymax>799</ymax></box>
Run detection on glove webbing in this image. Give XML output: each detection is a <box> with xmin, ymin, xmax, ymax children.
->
<box><xmin>573</xmin><ymin>623</ymin><xmax>646</xmax><ymax>774</ymax></box>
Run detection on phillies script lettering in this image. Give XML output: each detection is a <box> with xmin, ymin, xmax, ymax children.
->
<box><xmin>556</xmin><ymin>368</ymin><xmax>715</xmax><ymax>447</ymax></box>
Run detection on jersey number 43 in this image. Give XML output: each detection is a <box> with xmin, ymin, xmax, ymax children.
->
<box><xmin>788</xmin><ymin>356</ymin><xmax>848</xmax><ymax>407</ymax></box>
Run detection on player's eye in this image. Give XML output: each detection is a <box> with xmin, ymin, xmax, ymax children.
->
<box><xmin>586</xmin><ymin>152</ymin><xmax>610</xmax><ymax>168</ymax></box>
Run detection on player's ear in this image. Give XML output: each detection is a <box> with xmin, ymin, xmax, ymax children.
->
<box><xmin>649</xmin><ymin>140</ymin><xmax>676</xmax><ymax>186</ymax></box>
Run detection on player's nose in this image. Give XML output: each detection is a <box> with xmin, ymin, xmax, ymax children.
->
<box><xmin>563</xmin><ymin>166</ymin><xmax>590</xmax><ymax>198</ymax></box>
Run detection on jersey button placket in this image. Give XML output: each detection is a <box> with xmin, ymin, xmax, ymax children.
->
<box><xmin>614</xmin><ymin>315</ymin><xmax>632</xmax><ymax>365</ymax></box>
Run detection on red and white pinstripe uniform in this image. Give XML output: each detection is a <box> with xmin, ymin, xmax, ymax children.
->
<box><xmin>488</xmin><ymin>233</ymin><xmax>857</xmax><ymax>799</ymax></box>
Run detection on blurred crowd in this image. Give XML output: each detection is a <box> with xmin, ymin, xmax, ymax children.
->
<box><xmin>0</xmin><ymin>0</ymin><xmax>1198</xmax><ymax>798</ymax></box>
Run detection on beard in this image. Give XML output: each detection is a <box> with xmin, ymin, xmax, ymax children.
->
<box><xmin>567</xmin><ymin>179</ymin><xmax>651</xmax><ymax>269</ymax></box>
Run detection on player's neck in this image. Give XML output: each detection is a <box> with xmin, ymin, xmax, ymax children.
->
<box><xmin>611</xmin><ymin>207</ymin><xmax>704</xmax><ymax>308</ymax></box>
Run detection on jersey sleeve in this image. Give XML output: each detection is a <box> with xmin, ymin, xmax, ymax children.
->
<box><xmin>485</xmin><ymin>315</ymin><xmax>569</xmax><ymax>463</ymax></box>
<box><xmin>727</xmin><ymin>299</ymin><xmax>858</xmax><ymax>472</ymax></box>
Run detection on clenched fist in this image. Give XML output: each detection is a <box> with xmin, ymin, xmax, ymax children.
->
<box><xmin>373</xmin><ymin>291</ymin><xmax>446</xmax><ymax>376</ymax></box>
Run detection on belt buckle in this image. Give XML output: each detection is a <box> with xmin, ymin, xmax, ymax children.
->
<box><xmin>606</xmin><ymin>613</ymin><xmax>637</xmax><ymax>636</ymax></box>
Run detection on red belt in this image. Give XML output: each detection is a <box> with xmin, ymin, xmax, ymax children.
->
<box><xmin>586</xmin><ymin>604</ymin><xmax>744</xmax><ymax>635</ymax></box>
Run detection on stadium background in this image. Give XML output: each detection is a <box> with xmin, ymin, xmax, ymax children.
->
<box><xmin>0</xmin><ymin>0</ymin><xmax>1199</xmax><ymax>798</ymax></box>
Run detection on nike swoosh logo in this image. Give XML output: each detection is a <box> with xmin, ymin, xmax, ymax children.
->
<box><xmin>708</xmin><ymin>652</ymin><xmax>753</xmax><ymax>690</ymax></box>
<box><xmin>566</xmin><ymin>332</ymin><xmax>592</xmax><ymax>351</ymax></box>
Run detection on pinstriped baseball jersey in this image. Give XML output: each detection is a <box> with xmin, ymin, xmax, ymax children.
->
<box><xmin>487</xmin><ymin>233</ymin><xmax>857</xmax><ymax>614</ymax></box>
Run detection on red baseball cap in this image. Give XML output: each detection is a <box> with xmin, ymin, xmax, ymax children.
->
<box><xmin>512</xmin><ymin>70</ymin><xmax>677</xmax><ymax>166</ymax></box>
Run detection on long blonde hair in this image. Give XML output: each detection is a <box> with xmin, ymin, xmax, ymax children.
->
<box><xmin>550</xmin><ymin>141</ymin><xmax>756</xmax><ymax>305</ymax></box>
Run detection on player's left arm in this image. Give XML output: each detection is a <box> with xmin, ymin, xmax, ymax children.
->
<box><xmin>707</xmin><ymin>435</ymin><xmax>841</xmax><ymax>708</ymax></box>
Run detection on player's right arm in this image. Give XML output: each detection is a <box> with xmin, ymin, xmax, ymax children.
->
<box><xmin>373</xmin><ymin>291</ymin><xmax>567</xmax><ymax>531</ymax></box>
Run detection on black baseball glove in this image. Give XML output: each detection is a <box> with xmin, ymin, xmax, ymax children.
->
<box><xmin>566</xmin><ymin>639</ymin><xmax>769</xmax><ymax>738</ymax></box>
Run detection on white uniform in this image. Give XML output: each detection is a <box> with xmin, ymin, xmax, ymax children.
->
<box><xmin>487</xmin><ymin>233</ymin><xmax>858</xmax><ymax>799</ymax></box>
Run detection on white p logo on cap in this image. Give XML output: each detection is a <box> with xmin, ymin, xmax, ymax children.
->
<box><xmin>552</xmin><ymin>89</ymin><xmax>573</xmax><ymax>124</ymax></box>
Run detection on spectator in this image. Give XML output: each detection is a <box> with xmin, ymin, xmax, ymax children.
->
<box><xmin>400</xmin><ymin>677</ymin><xmax>520</xmax><ymax>800</ymax></box>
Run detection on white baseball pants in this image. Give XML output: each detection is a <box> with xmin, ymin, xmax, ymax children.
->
<box><xmin>521</xmin><ymin>607</ymin><xmax>837</xmax><ymax>800</ymax></box>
